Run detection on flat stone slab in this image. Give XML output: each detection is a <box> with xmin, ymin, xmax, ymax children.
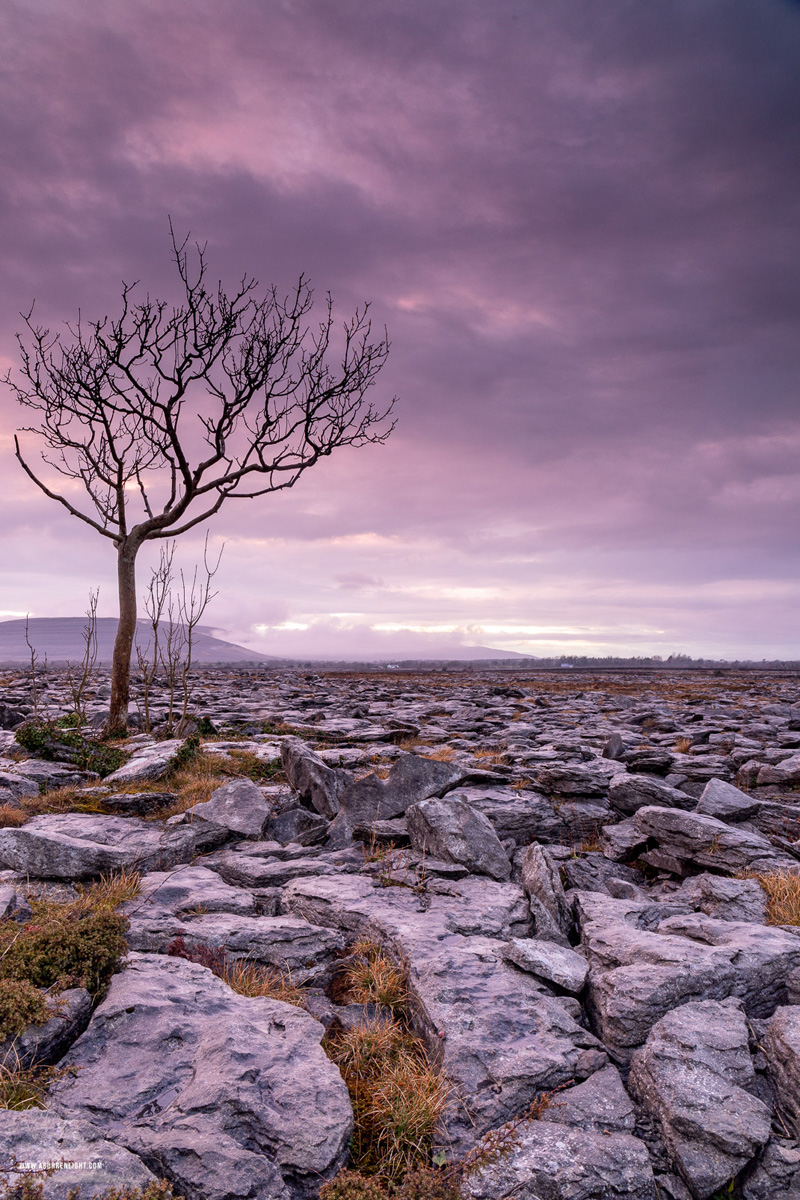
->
<box><xmin>0</xmin><ymin>1110</ymin><xmax>158</xmax><ymax>1199</ymax></box>
<box><xmin>0</xmin><ymin>813</ymin><xmax>226</xmax><ymax>879</ymax></box>
<box><xmin>465</xmin><ymin>1121</ymin><xmax>657</xmax><ymax>1200</ymax></box>
<box><xmin>103</xmin><ymin>738</ymin><xmax>186</xmax><ymax>784</ymax></box>
<box><xmin>127</xmin><ymin>911</ymin><xmax>344</xmax><ymax>982</ymax></box>
<box><xmin>51</xmin><ymin>953</ymin><xmax>352</xmax><ymax>1199</ymax></box>
<box><xmin>125</xmin><ymin>864</ymin><xmax>257</xmax><ymax>918</ymax></box>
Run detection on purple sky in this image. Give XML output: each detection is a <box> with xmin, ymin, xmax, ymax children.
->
<box><xmin>1</xmin><ymin>0</ymin><xmax>799</xmax><ymax>660</ymax></box>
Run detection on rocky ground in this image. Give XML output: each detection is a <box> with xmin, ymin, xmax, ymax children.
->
<box><xmin>2</xmin><ymin>666</ymin><xmax>800</xmax><ymax>1200</ymax></box>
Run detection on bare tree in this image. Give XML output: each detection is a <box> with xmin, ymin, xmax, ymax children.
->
<box><xmin>65</xmin><ymin>588</ymin><xmax>99</xmax><ymax>724</ymax></box>
<box><xmin>135</xmin><ymin>544</ymin><xmax>175</xmax><ymax>733</ymax></box>
<box><xmin>7</xmin><ymin>226</ymin><xmax>396</xmax><ymax>732</ymax></box>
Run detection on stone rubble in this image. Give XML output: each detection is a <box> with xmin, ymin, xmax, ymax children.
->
<box><xmin>2</xmin><ymin>665</ymin><xmax>800</xmax><ymax>1198</ymax></box>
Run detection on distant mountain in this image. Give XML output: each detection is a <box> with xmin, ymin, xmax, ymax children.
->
<box><xmin>0</xmin><ymin>617</ymin><xmax>277</xmax><ymax>665</ymax></box>
<box><xmin>271</xmin><ymin>645</ymin><xmax>530</xmax><ymax>662</ymax></box>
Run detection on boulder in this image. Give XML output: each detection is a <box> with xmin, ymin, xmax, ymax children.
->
<box><xmin>0</xmin><ymin>1110</ymin><xmax>158</xmax><ymax>1199</ymax></box>
<box><xmin>406</xmin><ymin>795</ymin><xmax>511</xmax><ymax>881</ymax></box>
<box><xmin>695</xmin><ymin>777</ymin><xmax>762</xmax><ymax>822</ymax></box>
<box><xmin>677</xmin><ymin>872</ymin><xmax>768</xmax><ymax>923</ymax></box>
<box><xmin>741</xmin><ymin>1138</ymin><xmax>800</xmax><ymax>1200</ymax></box>
<box><xmin>629</xmin><ymin>998</ymin><xmax>771</xmax><ymax>1198</ymax></box>
<box><xmin>458</xmin><ymin>785</ymin><xmax>567</xmax><ymax>845</ymax></box>
<box><xmin>51</xmin><ymin>953</ymin><xmax>352</xmax><ymax>1199</ymax></box>
<box><xmin>178</xmin><ymin>776</ymin><xmax>270</xmax><ymax>838</ymax></box>
<box><xmin>633</xmin><ymin>805</ymin><xmax>797</xmax><ymax>875</ymax></box>
<box><xmin>501</xmin><ymin>938</ymin><xmax>588</xmax><ymax>993</ymax></box>
<box><xmin>207</xmin><ymin>849</ymin><xmax>338</xmax><ymax>888</ymax></box>
<box><xmin>608</xmin><ymin>774</ymin><xmax>695</xmax><ymax>816</ymax></box>
<box><xmin>0</xmin><ymin>813</ymin><xmax>226</xmax><ymax>879</ymax></box>
<box><xmin>465</xmin><ymin>1122</ymin><xmax>656</xmax><ymax>1200</ymax></box>
<box><xmin>281</xmin><ymin>737</ymin><xmax>352</xmax><ymax>819</ymax></box>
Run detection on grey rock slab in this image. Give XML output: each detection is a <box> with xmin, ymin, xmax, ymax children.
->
<box><xmin>764</xmin><ymin>1006</ymin><xmax>800</xmax><ymax>1139</ymax></box>
<box><xmin>103</xmin><ymin>738</ymin><xmax>186</xmax><ymax>784</ymax></box>
<box><xmin>520</xmin><ymin>842</ymin><xmax>572</xmax><ymax>945</ymax></box>
<box><xmin>0</xmin><ymin>813</ymin><xmax>226</xmax><ymax>879</ymax></box>
<box><xmin>535</xmin><ymin>758</ymin><xmax>625</xmax><ymax>797</ymax></box>
<box><xmin>0</xmin><ymin>987</ymin><xmax>91</xmax><ymax>1069</ymax></box>
<box><xmin>757</xmin><ymin>753</ymin><xmax>800</xmax><ymax>786</ymax></box>
<box><xmin>0</xmin><ymin>757</ymin><xmax>98</xmax><ymax>790</ymax></box>
<box><xmin>539</xmin><ymin>1064</ymin><xmax>636</xmax><ymax>1133</ymax></box>
<box><xmin>608</xmin><ymin>774</ymin><xmax>697</xmax><ymax>816</ymax></box>
<box><xmin>456</xmin><ymin>785</ymin><xmax>567</xmax><ymax>845</ymax></box>
<box><xmin>634</xmin><ymin>804</ymin><xmax>797</xmax><ymax>875</ymax></box>
<box><xmin>406</xmin><ymin>795</ymin><xmax>511</xmax><ymax>880</ymax></box>
<box><xmin>676</xmin><ymin>872</ymin><xmax>768</xmax><ymax>923</ymax></box>
<box><xmin>0</xmin><ymin>768</ymin><xmax>39</xmax><ymax>801</ymax></box>
<box><xmin>281</xmin><ymin>737</ymin><xmax>353</xmax><ymax>819</ymax></box>
<box><xmin>51</xmin><ymin>953</ymin><xmax>352</xmax><ymax>1198</ymax></box>
<box><xmin>465</xmin><ymin>1122</ymin><xmax>657</xmax><ymax>1200</ymax></box>
<box><xmin>502</xmin><ymin>938</ymin><xmax>589</xmax><ymax>993</ymax></box>
<box><xmin>130</xmin><ymin>912</ymin><xmax>344</xmax><ymax>981</ymax></box>
<box><xmin>125</xmin><ymin>864</ymin><xmax>257</xmax><ymax>918</ymax></box>
<box><xmin>576</xmin><ymin>891</ymin><xmax>800</xmax><ymax>1060</ymax></box>
<box><xmin>629</xmin><ymin>998</ymin><xmax>771</xmax><ymax>1199</ymax></box>
<box><xmin>178</xmin><ymin>776</ymin><xmax>271</xmax><ymax>838</ymax></box>
<box><xmin>0</xmin><ymin>1110</ymin><xmax>158</xmax><ymax>1199</ymax></box>
<box><xmin>208</xmin><ymin>849</ymin><xmax>338</xmax><ymax>888</ymax></box>
<box><xmin>560</xmin><ymin>852</ymin><xmax>644</xmax><ymax>898</ymax></box>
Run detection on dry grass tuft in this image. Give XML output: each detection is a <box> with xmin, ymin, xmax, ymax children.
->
<box><xmin>0</xmin><ymin>806</ymin><xmax>26</xmax><ymax>829</ymax></box>
<box><xmin>674</xmin><ymin>736</ymin><xmax>693</xmax><ymax>754</ymax></box>
<box><xmin>324</xmin><ymin>1020</ymin><xmax>449</xmax><ymax>1181</ymax></box>
<box><xmin>220</xmin><ymin>958</ymin><xmax>306</xmax><ymax>1006</ymax></box>
<box><xmin>344</xmin><ymin>939</ymin><xmax>408</xmax><ymax>1011</ymax></box>
<box><xmin>746</xmin><ymin>870</ymin><xmax>800</xmax><ymax>926</ymax></box>
<box><xmin>76</xmin><ymin>868</ymin><xmax>141</xmax><ymax>911</ymax></box>
<box><xmin>153</xmin><ymin>751</ymin><xmax>232</xmax><ymax>815</ymax></box>
<box><xmin>473</xmin><ymin>750</ymin><xmax>507</xmax><ymax>766</ymax></box>
<box><xmin>425</xmin><ymin>747</ymin><xmax>457</xmax><ymax>763</ymax></box>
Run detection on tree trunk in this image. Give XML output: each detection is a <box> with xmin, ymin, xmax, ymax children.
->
<box><xmin>107</xmin><ymin>537</ymin><xmax>141</xmax><ymax>734</ymax></box>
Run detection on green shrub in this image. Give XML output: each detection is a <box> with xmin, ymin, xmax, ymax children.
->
<box><xmin>0</xmin><ymin>980</ymin><xmax>48</xmax><ymax>1041</ymax></box>
<box><xmin>0</xmin><ymin>899</ymin><xmax>127</xmax><ymax>996</ymax></box>
<box><xmin>14</xmin><ymin>722</ymin><xmax>127</xmax><ymax>779</ymax></box>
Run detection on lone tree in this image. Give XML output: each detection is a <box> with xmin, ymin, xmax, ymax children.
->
<box><xmin>7</xmin><ymin>229</ymin><xmax>395</xmax><ymax>732</ymax></box>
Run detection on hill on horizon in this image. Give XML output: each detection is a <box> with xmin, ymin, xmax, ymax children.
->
<box><xmin>0</xmin><ymin>617</ymin><xmax>276</xmax><ymax>665</ymax></box>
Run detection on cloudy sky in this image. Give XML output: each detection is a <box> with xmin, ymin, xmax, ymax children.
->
<box><xmin>1</xmin><ymin>0</ymin><xmax>799</xmax><ymax>660</ymax></box>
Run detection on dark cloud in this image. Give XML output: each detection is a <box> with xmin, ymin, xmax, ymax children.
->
<box><xmin>0</xmin><ymin>0</ymin><xmax>798</xmax><ymax>656</ymax></box>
